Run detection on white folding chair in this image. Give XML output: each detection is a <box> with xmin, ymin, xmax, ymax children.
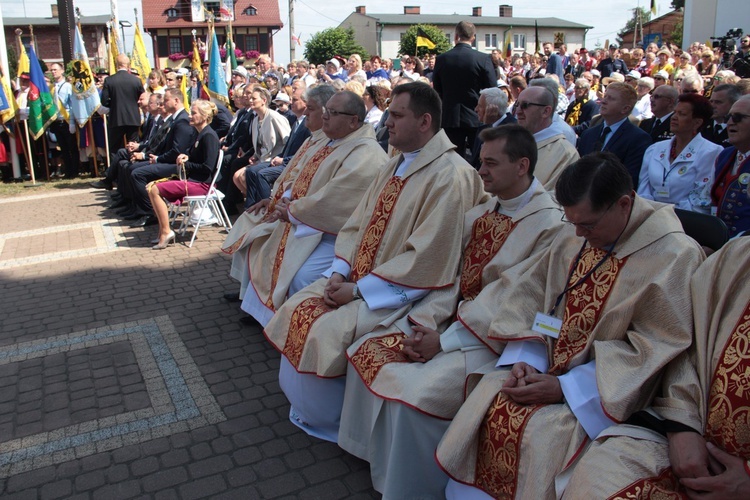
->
<box><xmin>178</xmin><ymin>150</ymin><xmax>233</xmax><ymax>247</ymax></box>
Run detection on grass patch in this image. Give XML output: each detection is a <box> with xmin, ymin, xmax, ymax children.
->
<box><xmin>0</xmin><ymin>177</ymin><xmax>96</xmax><ymax>198</ymax></box>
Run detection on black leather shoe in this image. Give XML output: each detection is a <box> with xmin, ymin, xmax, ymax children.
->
<box><xmin>124</xmin><ymin>212</ymin><xmax>145</xmax><ymax>221</ymax></box>
<box><xmin>130</xmin><ymin>216</ymin><xmax>157</xmax><ymax>228</ymax></box>
<box><xmin>90</xmin><ymin>180</ymin><xmax>113</xmax><ymax>190</ymax></box>
<box><xmin>223</xmin><ymin>292</ymin><xmax>241</xmax><ymax>303</ymax></box>
<box><xmin>110</xmin><ymin>199</ymin><xmax>128</xmax><ymax>210</ymax></box>
<box><xmin>110</xmin><ymin>192</ymin><xmax>122</xmax><ymax>200</ymax></box>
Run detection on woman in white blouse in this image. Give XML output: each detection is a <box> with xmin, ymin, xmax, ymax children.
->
<box><xmin>637</xmin><ymin>93</ymin><xmax>723</xmax><ymax>213</ymax></box>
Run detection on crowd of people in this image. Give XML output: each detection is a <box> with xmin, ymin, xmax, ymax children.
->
<box><xmin>15</xmin><ymin>17</ymin><xmax>750</xmax><ymax>497</ymax></box>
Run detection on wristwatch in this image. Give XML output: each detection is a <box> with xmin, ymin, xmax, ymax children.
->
<box><xmin>352</xmin><ymin>284</ymin><xmax>362</xmax><ymax>300</ymax></box>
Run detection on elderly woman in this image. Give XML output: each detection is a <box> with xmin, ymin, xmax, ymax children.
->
<box><xmin>148</xmin><ymin>100</ymin><xmax>220</xmax><ymax>249</ymax></box>
<box><xmin>232</xmin><ymin>85</ymin><xmax>291</xmax><ymax>200</ymax></box>
<box><xmin>637</xmin><ymin>93</ymin><xmax>723</xmax><ymax>212</ymax></box>
<box><xmin>362</xmin><ymin>84</ymin><xmax>390</xmax><ymax>129</ymax></box>
<box><xmin>651</xmin><ymin>48</ymin><xmax>674</xmax><ymax>77</ymax></box>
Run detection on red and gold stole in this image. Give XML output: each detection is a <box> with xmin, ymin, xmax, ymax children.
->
<box><xmin>283</xmin><ymin>174</ymin><xmax>408</xmax><ymax>368</ymax></box>
<box><xmin>705</xmin><ymin>299</ymin><xmax>750</xmax><ymax>459</ymax></box>
<box><xmin>460</xmin><ymin>211</ymin><xmax>515</xmax><ymax>301</ymax></box>
<box><xmin>264</xmin><ymin>146</ymin><xmax>334</xmax><ymax>309</ymax></box>
<box><xmin>549</xmin><ymin>247</ymin><xmax>626</xmax><ymax>374</ymax></box>
<box><xmin>349</xmin><ymin>332</ymin><xmax>409</xmax><ymax>386</ymax></box>
<box><xmin>607</xmin><ymin>467</ymin><xmax>681</xmax><ymax>500</ymax></box>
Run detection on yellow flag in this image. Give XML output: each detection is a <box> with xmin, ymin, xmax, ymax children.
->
<box><xmin>0</xmin><ymin>74</ymin><xmax>18</xmax><ymax>124</ymax></box>
<box><xmin>416</xmin><ymin>28</ymin><xmax>436</xmax><ymax>50</ymax></box>
<box><xmin>192</xmin><ymin>39</ymin><xmax>204</xmax><ymax>83</ymax></box>
<box><xmin>17</xmin><ymin>40</ymin><xmax>30</xmax><ymax>77</ymax></box>
<box><xmin>108</xmin><ymin>28</ymin><xmax>120</xmax><ymax>76</ymax></box>
<box><xmin>180</xmin><ymin>72</ymin><xmax>190</xmax><ymax>110</ymax></box>
<box><xmin>131</xmin><ymin>21</ymin><xmax>152</xmax><ymax>85</ymax></box>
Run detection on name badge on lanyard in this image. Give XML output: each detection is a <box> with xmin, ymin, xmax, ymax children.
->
<box><xmin>532</xmin><ymin>312</ymin><xmax>562</xmax><ymax>338</ymax></box>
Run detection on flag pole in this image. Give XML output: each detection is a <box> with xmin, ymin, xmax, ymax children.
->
<box><xmin>22</xmin><ymin>119</ymin><xmax>36</xmax><ymax>184</ymax></box>
<box><xmin>102</xmin><ymin>113</ymin><xmax>111</xmax><ymax>169</ymax></box>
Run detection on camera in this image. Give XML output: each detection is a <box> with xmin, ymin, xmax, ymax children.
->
<box><xmin>711</xmin><ymin>28</ymin><xmax>744</xmax><ymax>69</ymax></box>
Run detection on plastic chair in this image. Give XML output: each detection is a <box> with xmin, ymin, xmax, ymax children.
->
<box><xmin>178</xmin><ymin>150</ymin><xmax>233</xmax><ymax>247</ymax></box>
<box><xmin>674</xmin><ymin>208</ymin><xmax>729</xmax><ymax>252</ymax></box>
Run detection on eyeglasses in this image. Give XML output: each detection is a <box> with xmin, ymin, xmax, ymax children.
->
<box><xmin>683</xmin><ymin>89</ymin><xmax>701</xmax><ymax>94</ymax></box>
<box><xmin>726</xmin><ymin>113</ymin><xmax>750</xmax><ymax>123</ymax></box>
<box><xmin>651</xmin><ymin>94</ymin><xmax>669</xmax><ymax>100</ymax></box>
<box><xmin>561</xmin><ymin>200</ymin><xmax>616</xmax><ymax>232</ymax></box>
<box><xmin>574</xmin><ymin>86</ymin><xmax>587</xmax><ymax>90</ymax></box>
<box><xmin>322</xmin><ymin>107</ymin><xmax>357</xmax><ymax>118</ymax></box>
<box><xmin>516</xmin><ymin>101</ymin><xmax>548</xmax><ymax>110</ymax></box>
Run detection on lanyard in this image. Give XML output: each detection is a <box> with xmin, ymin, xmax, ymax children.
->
<box><xmin>549</xmin><ymin>233</ymin><xmax>622</xmax><ymax>316</ymax></box>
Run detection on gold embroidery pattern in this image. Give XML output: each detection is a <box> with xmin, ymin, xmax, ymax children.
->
<box><xmin>350</xmin><ymin>176</ymin><xmax>407</xmax><ymax>282</ymax></box>
<box><xmin>705</xmin><ymin>299</ymin><xmax>750</xmax><ymax>459</ymax></box>
<box><xmin>283</xmin><ymin>297</ymin><xmax>331</xmax><ymax>368</ymax></box>
<box><xmin>264</xmin><ymin>224</ymin><xmax>292</xmax><ymax>310</ymax></box>
<box><xmin>608</xmin><ymin>467</ymin><xmax>682</xmax><ymax>500</ymax></box>
<box><xmin>221</xmin><ymin>235</ymin><xmax>245</xmax><ymax>255</ymax></box>
<box><xmin>263</xmin><ymin>146</ymin><xmax>335</xmax><ymax>309</ymax></box>
<box><xmin>460</xmin><ymin>212</ymin><xmax>515</xmax><ymax>300</ymax></box>
<box><xmin>268</xmin><ymin>140</ymin><xmax>314</xmax><ymax>211</ymax></box>
<box><xmin>349</xmin><ymin>333</ymin><xmax>408</xmax><ymax>386</ymax></box>
<box><xmin>549</xmin><ymin>248</ymin><xmax>626</xmax><ymax>374</ymax></box>
<box><xmin>474</xmin><ymin>392</ymin><xmax>541</xmax><ymax>498</ymax></box>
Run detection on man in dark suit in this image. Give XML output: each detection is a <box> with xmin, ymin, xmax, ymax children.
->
<box><xmin>469</xmin><ymin>86</ymin><xmax>516</xmax><ymax>169</ymax></box>
<box><xmin>211</xmin><ymin>101</ymin><xmax>233</xmax><ymax>137</ymax></box>
<box><xmin>639</xmin><ymin>84</ymin><xmax>677</xmax><ymax>143</ymax></box>
<box><xmin>433</xmin><ymin>21</ymin><xmax>496</xmax><ymax>159</ymax></box>
<box><xmin>244</xmin><ymin>84</ymin><xmax>316</xmax><ymax>207</ymax></box>
<box><xmin>701</xmin><ymin>84</ymin><xmax>741</xmax><ymax>146</ymax></box>
<box><xmin>578</xmin><ymin>82</ymin><xmax>652</xmax><ymax>186</ymax></box>
<box><xmin>597</xmin><ymin>44</ymin><xmax>628</xmax><ymax>79</ymax></box>
<box><xmin>128</xmin><ymin>88</ymin><xmax>196</xmax><ymax>227</ymax></box>
<box><xmin>101</xmin><ymin>54</ymin><xmax>144</xmax><ymax>151</ymax></box>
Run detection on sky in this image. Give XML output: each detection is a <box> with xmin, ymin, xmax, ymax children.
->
<box><xmin>0</xmin><ymin>0</ymin><xmax>675</xmax><ymax>65</ymax></box>
<box><xmin>272</xmin><ymin>0</ymin><xmax>676</xmax><ymax>64</ymax></box>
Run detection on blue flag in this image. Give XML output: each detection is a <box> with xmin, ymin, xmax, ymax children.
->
<box><xmin>69</xmin><ymin>24</ymin><xmax>101</xmax><ymax>127</ymax></box>
<box><xmin>206</xmin><ymin>28</ymin><xmax>229</xmax><ymax>106</ymax></box>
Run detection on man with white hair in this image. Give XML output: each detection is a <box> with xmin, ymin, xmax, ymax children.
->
<box><xmin>514</xmin><ymin>85</ymin><xmax>579</xmax><ymax>189</ymax></box>
<box><xmin>631</xmin><ymin>77</ymin><xmax>655</xmax><ymax>121</ymax></box>
<box><xmin>680</xmin><ymin>73</ymin><xmax>704</xmax><ymax>95</ymax></box>
<box><xmin>469</xmin><ymin>86</ymin><xmax>516</xmax><ymax>168</ymax></box>
<box><xmin>564</xmin><ymin>78</ymin><xmax>600</xmax><ymax>136</ymax></box>
<box><xmin>639</xmin><ymin>84</ymin><xmax>678</xmax><ymax>142</ymax></box>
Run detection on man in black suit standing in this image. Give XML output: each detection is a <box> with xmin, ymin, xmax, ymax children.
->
<box><xmin>101</xmin><ymin>54</ymin><xmax>144</xmax><ymax>152</ymax></box>
<box><xmin>128</xmin><ymin>88</ymin><xmax>196</xmax><ymax>227</ymax></box>
<box><xmin>639</xmin><ymin>84</ymin><xmax>678</xmax><ymax>143</ymax></box>
<box><xmin>577</xmin><ymin>82</ymin><xmax>652</xmax><ymax>187</ymax></box>
<box><xmin>433</xmin><ymin>21</ymin><xmax>496</xmax><ymax>159</ymax></box>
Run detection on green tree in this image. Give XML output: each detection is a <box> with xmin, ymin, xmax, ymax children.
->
<box><xmin>670</xmin><ymin>20</ymin><xmax>683</xmax><ymax>47</ymax></box>
<box><xmin>616</xmin><ymin>7</ymin><xmax>653</xmax><ymax>46</ymax></box>
<box><xmin>398</xmin><ymin>24</ymin><xmax>451</xmax><ymax>58</ymax></box>
<box><xmin>670</xmin><ymin>0</ymin><xmax>685</xmax><ymax>10</ymax></box>
<box><xmin>304</xmin><ymin>27</ymin><xmax>368</xmax><ymax>66</ymax></box>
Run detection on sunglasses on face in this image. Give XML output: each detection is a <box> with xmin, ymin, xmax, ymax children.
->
<box><xmin>726</xmin><ymin>113</ymin><xmax>750</xmax><ymax>123</ymax></box>
<box><xmin>516</xmin><ymin>101</ymin><xmax>548</xmax><ymax>110</ymax></box>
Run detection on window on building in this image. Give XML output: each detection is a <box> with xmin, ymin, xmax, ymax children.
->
<box><xmin>445</xmin><ymin>32</ymin><xmax>451</xmax><ymax>43</ymax></box>
<box><xmin>168</xmin><ymin>37</ymin><xmax>183</xmax><ymax>55</ymax></box>
<box><xmin>514</xmin><ymin>33</ymin><xmax>526</xmax><ymax>49</ymax></box>
<box><xmin>485</xmin><ymin>34</ymin><xmax>498</xmax><ymax>48</ymax></box>
<box><xmin>245</xmin><ymin>35</ymin><xmax>259</xmax><ymax>52</ymax></box>
<box><xmin>166</xmin><ymin>8</ymin><xmax>178</xmax><ymax>18</ymax></box>
<box><xmin>244</xmin><ymin>6</ymin><xmax>257</xmax><ymax>16</ymax></box>
<box><xmin>204</xmin><ymin>1</ymin><xmax>221</xmax><ymax>17</ymax></box>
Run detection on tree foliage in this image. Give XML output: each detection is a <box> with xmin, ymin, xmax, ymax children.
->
<box><xmin>670</xmin><ymin>20</ymin><xmax>684</xmax><ymax>47</ymax></box>
<box><xmin>304</xmin><ymin>27</ymin><xmax>368</xmax><ymax>66</ymax></box>
<box><xmin>616</xmin><ymin>7</ymin><xmax>653</xmax><ymax>46</ymax></box>
<box><xmin>398</xmin><ymin>24</ymin><xmax>451</xmax><ymax>58</ymax></box>
<box><xmin>670</xmin><ymin>0</ymin><xmax>685</xmax><ymax>10</ymax></box>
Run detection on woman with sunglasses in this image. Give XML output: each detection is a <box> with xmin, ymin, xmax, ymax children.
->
<box><xmin>697</xmin><ymin>50</ymin><xmax>718</xmax><ymax>81</ymax></box>
<box><xmin>636</xmin><ymin>93</ymin><xmax>723</xmax><ymax>212</ymax></box>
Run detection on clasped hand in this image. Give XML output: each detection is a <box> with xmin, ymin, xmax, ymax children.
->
<box><xmin>261</xmin><ymin>197</ymin><xmax>290</xmax><ymax>223</ymax></box>
<box><xmin>401</xmin><ymin>325</ymin><xmax>441</xmax><ymax>363</ymax></box>
<box><xmin>501</xmin><ymin>361</ymin><xmax>563</xmax><ymax>405</ymax></box>
<box><xmin>323</xmin><ymin>273</ymin><xmax>355</xmax><ymax>308</ymax></box>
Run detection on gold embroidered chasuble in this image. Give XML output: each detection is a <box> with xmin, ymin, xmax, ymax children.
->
<box><xmin>563</xmin><ymin>237</ymin><xmax>750</xmax><ymax>499</ymax></box>
<box><xmin>221</xmin><ymin>130</ymin><xmax>329</xmax><ymax>287</ymax></box>
<box><xmin>244</xmin><ymin>124</ymin><xmax>386</xmax><ymax>312</ymax></box>
<box><xmin>345</xmin><ymin>183</ymin><xmax>563</xmax><ymax>419</ymax></box>
<box><xmin>535</xmin><ymin>134</ymin><xmax>580</xmax><ymax>191</ymax></box>
<box><xmin>263</xmin><ymin>130</ymin><xmax>488</xmax><ymax>378</ymax></box>
<box><xmin>435</xmin><ymin>198</ymin><xmax>704</xmax><ymax>499</ymax></box>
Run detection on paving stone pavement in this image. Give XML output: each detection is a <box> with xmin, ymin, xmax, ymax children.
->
<box><xmin>0</xmin><ymin>186</ymin><xmax>379</xmax><ymax>499</ymax></box>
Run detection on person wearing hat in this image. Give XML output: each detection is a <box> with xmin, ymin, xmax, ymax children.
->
<box><xmin>651</xmin><ymin>48</ymin><xmax>674</xmax><ymax>78</ymax></box>
<box><xmin>652</xmin><ymin>69</ymin><xmax>670</xmax><ymax>89</ymax></box>
<box><xmin>273</xmin><ymin>92</ymin><xmax>296</xmax><ymax>126</ymax></box>
<box><xmin>624</xmin><ymin>69</ymin><xmax>642</xmax><ymax>88</ymax></box>
<box><xmin>230</xmin><ymin>66</ymin><xmax>248</xmax><ymax>110</ymax></box>
<box><xmin>597</xmin><ymin>44</ymin><xmax>628</xmax><ymax>79</ymax></box>
<box><xmin>318</xmin><ymin>59</ymin><xmax>345</xmax><ymax>83</ymax></box>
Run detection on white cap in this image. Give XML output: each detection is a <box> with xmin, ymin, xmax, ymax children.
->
<box><xmin>327</xmin><ymin>59</ymin><xmax>341</xmax><ymax>70</ymax></box>
<box><xmin>273</xmin><ymin>92</ymin><xmax>291</xmax><ymax>104</ymax></box>
<box><xmin>590</xmin><ymin>69</ymin><xmax>601</xmax><ymax>77</ymax></box>
<box><xmin>626</xmin><ymin>70</ymin><xmax>642</xmax><ymax>79</ymax></box>
<box><xmin>232</xmin><ymin>66</ymin><xmax>248</xmax><ymax>79</ymax></box>
<box><xmin>177</xmin><ymin>67</ymin><xmax>190</xmax><ymax>76</ymax></box>
<box><xmin>654</xmin><ymin>70</ymin><xmax>670</xmax><ymax>80</ymax></box>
